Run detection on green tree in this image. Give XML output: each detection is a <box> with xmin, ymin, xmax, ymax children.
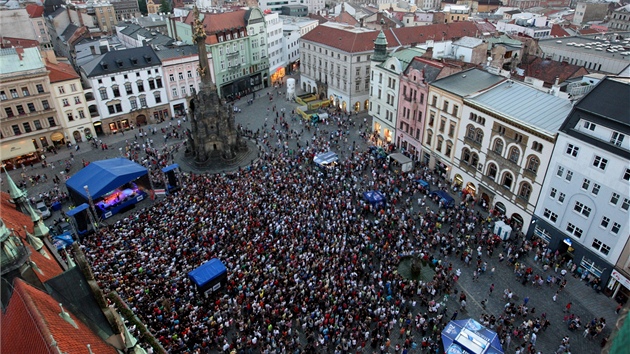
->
<box><xmin>159</xmin><ymin>0</ymin><xmax>172</xmax><ymax>14</ymax></box>
<box><xmin>138</xmin><ymin>0</ymin><xmax>147</xmax><ymax>15</ymax></box>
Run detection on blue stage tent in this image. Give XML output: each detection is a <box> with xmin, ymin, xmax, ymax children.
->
<box><xmin>161</xmin><ymin>163</ymin><xmax>179</xmax><ymax>173</ymax></box>
<box><xmin>65</xmin><ymin>203</ymin><xmax>89</xmax><ymax>217</ymax></box>
<box><xmin>441</xmin><ymin>319</ymin><xmax>504</xmax><ymax>354</ymax></box>
<box><xmin>188</xmin><ymin>258</ymin><xmax>228</xmax><ymax>296</ymax></box>
<box><xmin>66</xmin><ymin>158</ymin><xmax>149</xmax><ymax>202</ymax></box>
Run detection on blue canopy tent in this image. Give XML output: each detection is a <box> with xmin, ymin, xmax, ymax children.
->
<box><xmin>65</xmin><ymin>158</ymin><xmax>151</xmax><ymax>219</ymax></box>
<box><xmin>363</xmin><ymin>190</ymin><xmax>386</xmax><ymax>209</ymax></box>
<box><xmin>442</xmin><ymin>319</ymin><xmax>504</xmax><ymax>354</ymax></box>
<box><xmin>161</xmin><ymin>163</ymin><xmax>180</xmax><ymax>193</ymax></box>
<box><xmin>65</xmin><ymin>203</ymin><xmax>91</xmax><ymax>238</ymax></box>
<box><xmin>188</xmin><ymin>258</ymin><xmax>228</xmax><ymax>297</ymax></box>
<box><xmin>52</xmin><ymin>233</ymin><xmax>75</xmax><ymax>250</ymax></box>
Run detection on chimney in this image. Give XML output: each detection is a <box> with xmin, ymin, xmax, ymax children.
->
<box><xmin>16</xmin><ymin>48</ymin><xmax>24</xmax><ymax>61</ymax></box>
<box><xmin>90</xmin><ymin>45</ymin><xmax>96</xmax><ymax>55</ymax></box>
<box><xmin>550</xmin><ymin>76</ymin><xmax>561</xmax><ymax>97</ymax></box>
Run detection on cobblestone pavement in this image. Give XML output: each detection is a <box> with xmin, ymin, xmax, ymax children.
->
<box><xmin>2</xmin><ymin>74</ymin><xmax>619</xmax><ymax>353</ymax></box>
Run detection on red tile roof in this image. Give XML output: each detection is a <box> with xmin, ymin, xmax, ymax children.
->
<box><xmin>1</xmin><ymin>279</ymin><xmax>118</xmax><ymax>354</ymax></box>
<box><xmin>519</xmin><ymin>57</ymin><xmax>589</xmax><ymax>87</ymax></box>
<box><xmin>550</xmin><ymin>24</ymin><xmax>571</xmax><ymax>37</ymax></box>
<box><xmin>183</xmin><ymin>10</ymin><xmax>248</xmax><ymax>45</ymax></box>
<box><xmin>336</xmin><ymin>11</ymin><xmax>360</xmax><ymax>26</ymax></box>
<box><xmin>26</xmin><ymin>4</ymin><xmax>45</xmax><ymax>18</ymax></box>
<box><xmin>47</xmin><ymin>61</ymin><xmax>80</xmax><ymax>83</ymax></box>
<box><xmin>301</xmin><ymin>21</ymin><xmax>480</xmax><ymax>53</ymax></box>
<box><xmin>0</xmin><ymin>36</ymin><xmax>40</xmax><ymax>49</ymax></box>
<box><xmin>578</xmin><ymin>28</ymin><xmax>601</xmax><ymax>35</ymax></box>
<box><xmin>0</xmin><ymin>192</ymin><xmax>64</xmax><ymax>282</ymax></box>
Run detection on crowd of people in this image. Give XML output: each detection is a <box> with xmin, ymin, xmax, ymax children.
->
<box><xmin>61</xmin><ymin>105</ymin><xmax>611</xmax><ymax>354</ymax></box>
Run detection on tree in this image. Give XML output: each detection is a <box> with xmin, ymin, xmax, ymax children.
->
<box><xmin>138</xmin><ymin>0</ymin><xmax>147</xmax><ymax>15</ymax></box>
<box><xmin>159</xmin><ymin>0</ymin><xmax>172</xmax><ymax>14</ymax></box>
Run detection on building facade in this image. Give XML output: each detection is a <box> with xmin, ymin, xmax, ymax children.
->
<box><xmin>79</xmin><ymin>46</ymin><xmax>169</xmax><ymax>134</ymax></box>
<box><xmin>280</xmin><ymin>15</ymin><xmax>319</xmax><ymax>75</ymax></box>
<box><xmin>0</xmin><ymin>48</ymin><xmax>63</xmax><ymax>170</ymax></box>
<box><xmin>530</xmin><ymin>77</ymin><xmax>630</xmax><ymax>287</ymax></box>
<box><xmin>454</xmin><ymin>80</ymin><xmax>572</xmax><ymax>230</ymax></box>
<box><xmin>47</xmin><ymin>60</ymin><xmax>95</xmax><ymax>144</ymax></box>
<box><xmin>172</xmin><ymin>8</ymin><xmax>271</xmax><ymax>99</ymax></box>
<box><xmin>266</xmin><ymin>12</ymin><xmax>286</xmax><ymax>84</ymax></box>
<box><xmin>421</xmin><ymin>69</ymin><xmax>504</xmax><ymax>179</ymax></box>
<box><xmin>609</xmin><ymin>4</ymin><xmax>630</xmax><ymax>31</ymax></box>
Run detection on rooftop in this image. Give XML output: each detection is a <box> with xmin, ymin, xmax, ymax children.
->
<box><xmin>431</xmin><ymin>68</ymin><xmax>505</xmax><ymax>97</ymax></box>
<box><xmin>0</xmin><ymin>47</ymin><xmax>45</xmax><ymax>76</ymax></box>
<box><xmin>80</xmin><ymin>46</ymin><xmax>161</xmax><ymax>78</ymax></box>
<box><xmin>570</xmin><ymin>77</ymin><xmax>630</xmax><ymax>128</ymax></box>
<box><xmin>47</xmin><ymin>61</ymin><xmax>80</xmax><ymax>83</ymax></box>
<box><xmin>538</xmin><ymin>35</ymin><xmax>630</xmax><ymax>61</ymax></box>
<box><xmin>466</xmin><ymin>80</ymin><xmax>573</xmax><ymax>134</ymax></box>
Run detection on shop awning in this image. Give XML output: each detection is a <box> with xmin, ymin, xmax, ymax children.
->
<box><xmin>51</xmin><ymin>132</ymin><xmax>64</xmax><ymax>142</ymax></box>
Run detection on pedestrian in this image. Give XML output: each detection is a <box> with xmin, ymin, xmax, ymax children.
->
<box><xmin>489</xmin><ymin>283</ymin><xmax>494</xmax><ymax>295</ymax></box>
<box><xmin>565</xmin><ymin>302</ymin><xmax>572</xmax><ymax>313</ymax></box>
<box><xmin>553</xmin><ymin>292</ymin><xmax>558</xmax><ymax>302</ymax></box>
<box><xmin>531</xmin><ymin>332</ymin><xmax>537</xmax><ymax>346</ymax></box>
<box><xmin>523</xmin><ymin>296</ymin><xmax>529</xmax><ymax>306</ymax></box>
<box><xmin>451</xmin><ymin>310</ymin><xmax>458</xmax><ymax>321</ymax></box>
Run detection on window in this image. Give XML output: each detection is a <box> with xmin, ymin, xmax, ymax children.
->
<box><xmin>622</xmin><ymin>198</ymin><xmax>629</xmax><ymax>211</ymax></box>
<box><xmin>582</xmin><ymin>179</ymin><xmax>590</xmax><ymax>190</ymax></box>
<box><xmin>550</xmin><ymin>188</ymin><xmax>557</xmax><ymax>198</ymax></box>
<box><xmin>439</xmin><ymin>119</ymin><xmax>446</xmax><ymax>133</ymax></box>
<box><xmin>139</xmin><ymin>96</ymin><xmax>147</xmax><ymax>107</ymax></box>
<box><xmin>12</xmin><ymin>124</ymin><xmax>20</xmax><ymax>135</ymax></box>
<box><xmin>99</xmin><ymin>87</ymin><xmax>108</xmax><ymax>100</ymax></box>
<box><xmin>565</xmin><ymin>170</ymin><xmax>573</xmax><ymax>182</ymax></box>
<box><xmin>566</xmin><ymin>144</ymin><xmax>579</xmax><ymax>157</ymax></box>
<box><xmin>592</xmin><ymin>183</ymin><xmax>600</xmax><ymax>195</ymax></box>
<box><xmin>612</xmin><ymin>222</ymin><xmax>621</xmax><ymax>235</ymax></box>
<box><xmin>16</xmin><ymin>105</ymin><xmax>25</xmax><ymax>115</ymax></box>
<box><xmin>22</xmin><ymin>122</ymin><xmax>32</xmax><ymax>133</ymax></box>
<box><xmin>70</xmin><ymin>83</ymin><xmax>77</xmax><ymax>92</ymax></box>
<box><xmin>34</xmin><ymin>120</ymin><xmax>42</xmax><ymax>130</ymax></box>
<box><xmin>47</xmin><ymin>117</ymin><xmax>56</xmax><ymax>126</ymax></box>
<box><xmin>36</xmin><ymin>84</ymin><xmax>44</xmax><ymax>93</ymax></box>
<box><xmin>448</xmin><ymin>122</ymin><xmax>456</xmax><ymax>138</ymax></box>
<box><xmin>445</xmin><ymin>142</ymin><xmax>452</xmax><ymax>157</ymax></box>
<box><xmin>508</xmin><ymin>147</ymin><xmax>520</xmax><ymax>163</ymax></box>
<box><xmin>624</xmin><ymin>168</ymin><xmax>630</xmax><ymax>181</ymax></box>
<box><xmin>611</xmin><ymin>132</ymin><xmax>625</xmax><ymax>147</ymax></box>
<box><xmin>428</xmin><ymin>112</ymin><xmax>435</xmax><ymax>127</ymax></box>
<box><xmin>566</xmin><ymin>223</ymin><xmax>583</xmax><ymax>238</ymax></box>
<box><xmin>557</xmin><ymin>166</ymin><xmax>565</xmax><ymax>177</ymax></box>
<box><xmin>518</xmin><ymin>182</ymin><xmax>532</xmax><ymax>200</ymax></box>
<box><xmin>443</xmin><ymin>101</ymin><xmax>449</xmax><ymax>112</ymax></box>
<box><xmin>156</xmin><ymin>78</ymin><xmax>162</xmax><ymax>88</ymax></box>
<box><xmin>148</xmin><ymin>79</ymin><xmax>156</xmax><ymax>90</ymax></box>
<box><xmin>130</xmin><ymin>98</ymin><xmax>138</xmax><ymax>110</ymax></box>
<box><xmin>592</xmin><ymin>155</ymin><xmax>608</xmax><ymax>170</ymax></box>
<box><xmin>62</xmin><ymin>98</ymin><xmax>69</xmax><ymax>107</ymax></box>
<box><xmin>436</xmin><ymin>136</ymin><xmax>443</xmax><ymax>152</ymax></box>
<box><xmin>74</xmin><ymin>96</ymin><xmax>81</xmax><ymax>104</ymax></box>
<box><xmin>558</xmin><ymin>193</ymin><xmax>565</xmax><ymax>204</ymax></box>
<box><xmin>592</xmin><ymin>239</ymin><xmax>610</xmax><ymax>255</ymax></box>
<box><xmin>187</xmin><ymin>70</ymin><xmax>192</xmax><ymax>78</ymax></box>
<box><xmin>4</xmin><ymin>107</ymin><xmax>14</xmax><ymax>117</ymax></box>
<box><xmin>526</xmin><ymin>156</ymin><xmax>539</xmax><ymax>173</ymax></box>
<box><xmin>502</xmin><ymin>172</ymin><xmax>513</xmax><ymax>189</ymax></box>
<box><xmin>112</xmin><ymin>86</ymin><xmax>120</xmax><ymax>97</ymax></box>
<box><xmin>27</xmin><ymin>103</ymin><xmax>35</xmax><ymax>112</ymax></box>
<box><xmin>584</xmin><ymin>121</ymin><xmax>596</xmax><ymax>131</ymax></box>
<box><xmin>125</xmin><ymin>82</ymin><xmax>133</xmax><ymax>95</ymax></box>
<box><xmin>532</xmin><ymin>141</ymin><xmax>543</xmax><ymax>152</ymax></box>
<box><xmin>475</xmin><ymin>129</ymin><xmax>483</xmax><ymax>144</ymax></box>
<box><xmin>488</xmin><ymin>164</ymin><xmax>497</xmax><ymax>180</ymax></box>
<box><xmin>178</xmin><ymin>72</ymin><xmax>184</xmax><ymax>80</ymax></box>
<box><xmin>611</xmin><ymin>193</ymin><xmax>620</xmax><ymax>205</ymax></box>
<box><xmin>544</xmin><ymin>208</ymin><xmax>558</xmax><ymax>223</ymax></box>
<box><xmin>22</xmin><ymin>87</ymin><xmax>30</xmax><ymax>96</ymax></box>
<box><xmin>0</xmin><ymin>91</ymin><xmax>6</xmax><ymax>100</ymax></box>
<box><xmin>467</xmin><ymin>125</ymin><xmax>475</xmax><ymax>139</ymax></box>
<box><xmin>452</xmin><ymin>105</ymin><xmax>458</xmax><ymax>117</ymax></box>
<box><xmin>58</xmin><ymin>86</ymin><xmax>65</xmax><ymax>94</ymax></box>
<box><xmin>154</xmin><ymin>92</ymin><xmax>161</xmax><ymax>103</ymax></box>
<box><xmin>66</xmin><ymin>112</ymin><xmax>74</xmax><ymax>121</ymax></box>
<box><xmin>137</xmin><ymin>82</ymin><xmax>145</xmax><ymax>92</ymax></box>
<box><xmin>462</xmin><ymin>148</ymin><xmax>471</xmax><ymax>164</ymax></box>
<box><xmin>169</xmin><ymin>74</ymin><xmax>175</xmax><ymax>82</ymax></box>
<box><xmin>601</xmin><ymin>216</ymin><xmax>610</xmax><ymax>228</ymax></box>
<box><xmin>425</xmin><ymin>130</ymin><xmax>433</xmax><ymax>145</ymax></box>
<box><xmin>574</xmin><ymin>201</ymin><xmax>592</xmax><ymax>217</ymax></box>
<box><xmin>42</xmin><ymin>100</ymin><xmax>49</xmax><ymax>110</ymax></box>
<box><xmin>172</xmin><ymin>87</ymin><xmax>178</xmax><ymax>97</ymax></box>
<box><xmin>493</xmin><ymin>139</ymin><xmax>503</xmax><ymax>155</ymax></box>
<box><xmin>78</xmin><ymin>110</ymin><xmax>85</xmax><ymax>119</ymax></box>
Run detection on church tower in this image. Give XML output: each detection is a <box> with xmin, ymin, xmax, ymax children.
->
<box><xmin>372</xmin><ymin>30</ymin><xmax>388</xmax><ymax>63</ymax></box>
<box><xmin>186</xmin><ymin>6</ymin><xmax>246</xmax><ymax>166</ymax></box>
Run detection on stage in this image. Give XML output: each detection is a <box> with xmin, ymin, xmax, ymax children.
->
<box><xmin>96</xmin><ymin>186</ymin><xmax>147</xmax><ymax>219</ymax></box>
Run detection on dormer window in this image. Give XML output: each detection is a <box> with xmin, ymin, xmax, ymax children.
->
<box><xmin>101</xmin><ymin>62</ymin><xmax>108</xmax><ymax>70</ymax></box>
<box><xmin>130</xmin><ymin>57</ymin><xmax>138</xmax><ymax>65</ymax></box>
<box><xmin>144</xmin><ymin>55</ymin><xmax>152</xmax><ymax>63</ymax></box>
<box><xmin>116</xmin><ymin>59</ymin><xmax>123</xmax><ymax>68</ymax></box>
<box><xmin>226</xmin><ymin>33</ymin><xmax>231</xmax><ymax>40</ymax></box>
<box><xmin>218</xmin><ymin>36</ymin><xmax>224</xmax><ymax>42</ymax></box>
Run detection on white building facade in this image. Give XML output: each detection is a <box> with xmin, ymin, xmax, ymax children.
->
<box><xmin>265</xmin><ymin>12</ymin><xmax>287</xmax><ymax>84</ymax></box>
<box><xmin>530</xmin><ymin>77</ymin><xmax>630</xmax><ymax>286</ymax></box>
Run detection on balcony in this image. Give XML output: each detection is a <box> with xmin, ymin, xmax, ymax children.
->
<box><xmin>522</xmin><ymin>168</ymin><xmax>537</xmax><ymax>181</ymax></box>
<box><xmin>514</xmin><ymin>195</ymin><xmax>531</xmax><ymax>210</ymax></box>
<box><xmin>463</xmin><ymin>135</ymin><xmax>482</xmax><ymax>150</ymax></box>
<box><xmin>458</xmin><ymin>160</ymin><xmax>477</xmax><ymax>175</ymax></box>
<box><xmin>403</xmin><ymin>94</ymin><xmax>412</xmax><ymax>102</ymax></box>
<box><xmin>226</xmin><ymin>51</ymin><xmax>239</xmax><ymax>58</ymax></box>
<box><xmin>481</xmin><ymin>175</ymin><xmax>515</xmax><ymax>201</ymax></box>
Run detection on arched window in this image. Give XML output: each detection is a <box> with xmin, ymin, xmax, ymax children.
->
<box><xmin>493</xmin><ymin>139</ymin><xmax>503</xmax><ymax>155</ymax></box>
<box><xmin>526</xmin><ymin>155</ymin><xmax>540</xmax><ymax>173</ymax></box>
<box><xmin>445</xmin><ymin>141</ymin><xmax>453</xmax><ymax>157</ymax></box>
<box><xmin>518</xmin><ymin>182</ymin><xmax>532</xmax><ymax>200</ymax></box>
<box><xmin>436</xmin><ymin>136</ymin><xmax>444</xmax><ymax>152</ymax></box>
<box><xmin>466</xmin><ymin>125</ymin><xmax>475</xmax><ymax>139</ymax></box>
<box><xmin>475</xmin><ymin>129</ymin><xmax>484</xmax><ymax>144</ymax></box>
<box><xmin>471</xmin><ymin>153</ymin><xmax>479</xmax><ymax>168</ymax></box>
<box><xmin>502</xmin><ymin>172</ymin><xmax>514</xmax><ymax>189</ymax></box>
<box><xmin>487</xmin><ymin>163</ymin><xmax>497</xmax><ymax>179</ymax></box>
<box><xmin>462</xmin><ymin>148</ymin><xmax>471</xmax><ymax>163</ymax></box>
<box><xmin>508</xmin><ymin>146</ymin><xmax>520</xmax><ymax>163</ymax></box>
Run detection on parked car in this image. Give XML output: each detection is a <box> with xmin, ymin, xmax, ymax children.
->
<box><xmin>35</xmin><ymin>201</ymin><xmax>51</xmax><ymax>219</ymax></box>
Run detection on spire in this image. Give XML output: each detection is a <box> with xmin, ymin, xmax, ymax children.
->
<box><xmin>58</xmin><ymin>303</ymin><xmax>78</xmax><ymax>329</ymax></box>
<box><xmin>2</xmin><ymin>166</ymin><xmax>29</xmax><ymax>214</ymax></box>
<box><xmin>0</xmin><ymin>219</ymin><xmax>30</xmax><ymax>275</ymax></box>
<box><xmin>372</xmin><ymin>30</ymin><xmax>388</xmax><ymax>62</ymax></box>
<box><xmin>24</xmin><ymin>225</ymin><xmax>50</xmax><ymax>259</ymax></box>
<box><xmin>192</xmin><ymin>6</ymin><xmax>214</xmax><ymax>89</ymax></box>
<box><xmin>26</xmin><ymin>203</ymin><xmax>50</xmax><ymax>238</ymax></box>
